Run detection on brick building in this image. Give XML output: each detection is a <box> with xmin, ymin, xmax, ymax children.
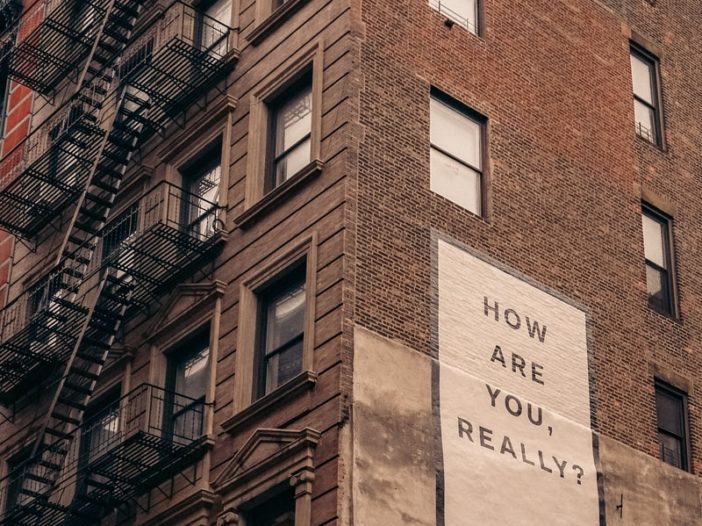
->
<box><xmin>0</xmin><ymin>0</ymin><xmax>699</xmax><ymax>524</ymax></box>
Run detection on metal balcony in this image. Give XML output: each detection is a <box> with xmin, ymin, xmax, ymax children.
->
<box><xmin>0</xmin><ymin>100</ymin><xmax>105</xmax><ymax>238</ymax></box>
<box><xmin>0</xmin><ymin>267</ymin><xmax>93</xmax><ymax>403</ymax></box>
<box><xmin>0</xmin><ymin>0</ymin><xmax>110</xmax><ymax>94</ymax></box>
<box><xmin>118</xmin><ymin>1</ymin><xmax>236</xmax><ymax>132</ymax></box>
<box><xmin>0</xmin><ymin>383</ymin><xmax>206</xmax><ymax>526</ymax></box>
<box><xmin>98</xmin><ymin>180</ymin><xmax>222</xmax><ymax>308</ymax></box>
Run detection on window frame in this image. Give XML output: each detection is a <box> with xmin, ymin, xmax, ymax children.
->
<box><xmin>429</xmin><ymin>88</ymin><xmax>488</xmax><ymax>217</ymax></box>
<box><xmin>238</xmin><ymin>42</ymin><xmax>323</xmax><ymax>227</ymax></box>
<box><xmin>179</xmin><ymin>140</ymin><xmax>223</xmax><ymax>240</ymax></box>
<box><xmin>253</xmin><ymin>262</ymin><xmax>306</xmax><ymax>400</ymax></box>
<box><xmin>75</xmin><ymin>387</ymin><xmax>123</xmax><ymax>500</ymax></box>
<box><xmin>641</xmin><ymin>203</ymin><xmax>677</xmax><ymax>317</ymax></box>
<box><xmin>630</xmin><ymin>44</ymin><xmax>665</xmax><ymax>147</ymax></box>
<box><xmin>654</xmin><ymin>379</ymin><xmax>691</xmax><ymax>472</ymax></box>
<box><xmin>265</xmin><ymin>72</ymin><xmax>313</xmax><ymax>194</ymax></box>
<box><xmin>3</xmin><ymin>446</ymin><xmax>31</xmax><ymax>514</ymax></box>
<box><xmin>164</xmin><ymin>327</ymin><xmax>211</xmax><ymax>444</ymax></box>
<box><xmin>232</xmin><ymin>234</ymin><xmax>318</xmax><ymax>416</ymax></box>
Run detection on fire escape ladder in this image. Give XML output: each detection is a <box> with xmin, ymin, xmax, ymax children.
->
<box><xmin>56</xmin><ymin>87</ymin><xmax>150</xmax><ymax>282</ymax></box>
<box><xmin>14</xmin><ymin>272</ymin><xmax>134</xmax><ymax>518</ymax></box>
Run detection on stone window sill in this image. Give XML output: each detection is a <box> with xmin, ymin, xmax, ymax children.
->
<box><xmin>221</xmin><ymin>370</ymin><xmax>317</xmax><ymax>436</ymax></box>
<box><xmin>234</xmin><ymin>159</ymin><xmax>323</xmax><ymax>228</ymax></box>
<box><xmin>247</xmin><ymin>0</ymin><xmax>312</xmax><ymax>46</ymax></box>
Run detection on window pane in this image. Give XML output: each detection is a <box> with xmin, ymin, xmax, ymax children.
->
<box><xmin>646</xmin><ymin>265</ymin><xmax>669</xmax><ymax>311</ymax></box>
<box><xmin>274</xmin><ymin>137</ymin><xmax>311</xmax><ymax>186</ymax></box>
<box><xmin>659</xmin><ymin>432</ymin><xmax>682</xmax><ymax>468</ymax></box>
<box><xmin>87</xmin><ymin>409</ymin><xmax>120</xmax><ymax>462</ymax></box>
<box><xmin>206</xmin><ymin>0</ymin><xmax>231</xmax><ymax>23</ymax></box>
<box><xmin>174</xmin><ymin>345</ymin><xmax>210</xmax><ymax>400</ymax></box>
<box><xmin>656</xmin><ymin>389</ymin><xmax>683</xmax><ymax>435</ymax></box>
<box><xmin>634</xmin><ymin>100</ymin><xmax>656</xmax><ymax>142</ymax></box>
<box><xmin>188</xmin><ymin>161</ymin><xmax>221</xmax><ymax>238</ymax></box>
<box><xmin>265</xmin><ymin>282</ymin><xmax>306</xmax><ymax>354</ymax></box>
<box><xmin>631</xmin><ymin>53</ymin><xmax>654</xmax><ymax>104</ymax></box>
<box><xmin>276</xmin><ymin>87</ymin><xmax>312</xmax><ymax>156</ymax></box>
<box><xmin>642</xmin><ymin>213</ymin><xmax>666</xmax><ymax>268</ymax></box>
<box><xmin>265</xmin><ymin>337</ymin><xmax>303</xmax><ymax>392</ymax></box>
<box><xmin>430</xmin><ymin>147</ymin><xmax>481</xmax><ymax>215</ymax></box>
<box><xmin>430</xmin><ymin>97</ymin><xmax>481</xmax><ymax>168</ymax></box>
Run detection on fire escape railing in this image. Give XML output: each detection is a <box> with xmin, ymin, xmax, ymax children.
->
<box><xmin>0</xmin><ymin>265</ymin><xmax>94</xmax><ymax>403</ymax></box>
<box><xmin>0</xmin><ymin>383</ymin><xmax>206</xmax><ymax>526</ymax></box>
<box><xmin>0</xmin><ymin>99</ymin><xmax>105</xmax><ymax>238</ymax></box>
<box><xmin>97</xmin><ymin>180</ymin><xmax>222</xmax><ymax>309</ymax></box>
<box><xmin>0</xmin><ymin>0</ymin><xmax>111</xmax><ymax>94</ymax></box>
<box><xmin>118</xmin><ymin>0</ymin><xmax>235</xmax><ymax>132</ymax></box>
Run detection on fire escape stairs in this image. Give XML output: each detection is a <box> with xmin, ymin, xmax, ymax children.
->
<box><xmin>0</xmin><ymin>2</ymin><xmax>151</xmax><ymax>524</ymax></box>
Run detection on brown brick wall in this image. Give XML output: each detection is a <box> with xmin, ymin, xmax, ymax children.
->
<box><xmin>353</xmin><ymin>0</ymin><xmax>702</xmax><ymax>474</ymax></box>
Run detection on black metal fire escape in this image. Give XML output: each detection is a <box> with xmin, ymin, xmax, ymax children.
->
<box><xmin>0</xmin><ymin>1</ymin><xmax>234</xmax><ymax>524</ymax></box>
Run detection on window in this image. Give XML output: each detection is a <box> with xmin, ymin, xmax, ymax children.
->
<box><xmin>430</xmin><ymin>91</ymin><xmax>485</xmax><ymax>216</ymax></box>
<box><xmin>429</xmin><ymin>0</ymin><xmax>479</xmax><ymax>34</ymax></box>
<box><xmin>655</xmin><ymin>381</ymin><xmax>690</xmax><ymax>471</ymax></box>
<box><xmin>239</xmin><ymin>43</ymin><xmax>323</xmax><ymax>225</ymax></box>
<box><xmin>166</xmin><ymin>331</ymin><xmax>210</xmax><ymax>443</ymax></box>
<box><xmin>201</xmin><ymin>0</ymin><xmax>232</xmax><ymax>52</ymax></box>
<box><xmin>183</xmin><ymin>148</ymin><xmax>221</xmax><ymax>240</ymax></box>
<box><xmin>254</xmin><ymin>264</ymin><xmax>306</xmax><ymax>399</ymax></box>
<box><xmin>246</xmin><ymin>488</ymin><xmax>296</xmax><ymax>526</ymax></box>
<box><xmin>0</xmin><ymin>51</ymin><xmax>11</xmax><ymax>139</ymax></box>
<box><xmin>642</xmin><ymin>204</ymin><xmax>675</xmax><ymax>315</ymax></box>
<box><xmin>4</xmin><ymin>447</ymin><xmax>31</xmax><ymax>513</ymax></box>
<box><xmin>77</xmin><ymin>390</ymin><xmax>121</xmax><ymax>498</ymax></box>
<box><xmin>631</xmin><ymin>45</ymin><xmax>663</xmax><ymax>145</ymax></box>
<box><xmin>266</xmin><ymin>74</ymin><xmax>312</xmax><ymax>192</ymax></box>
<box><xmin>231</xmin><ymin>234</ymin><xmax>317</xmax><ymax>418</ymax></box>
<box><xmin>102</xmin><ymin>203</ymin><xmax>139</xmax><ymax>264</ymax></box>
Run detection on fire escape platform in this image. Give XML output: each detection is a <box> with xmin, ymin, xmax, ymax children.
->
<box><xmin>0</xmin><ymin>113</ymin><xmax>105</xmax><ymax>238</ymax></box>
<box><xmin>124</xmin><ymin>39</ymin><xmax>235</xmax><ymax>130</ymax></box>
<box><xmin>0</xmin><ymin>0</ymin><xmax>108</xmax><ymax>95</ymax></box>
<box><xmin>119</xmin><ymin>1</ymin><xmax>236</xmax><ymax>132</ymax></box>
<box><xmin>0</xmin><ymin>299</ymin><xmax>89</xmax><ymax>403</ymax></box>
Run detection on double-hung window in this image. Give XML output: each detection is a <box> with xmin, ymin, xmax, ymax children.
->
<box><xmin>254</xmin><ymin>264</ymin><xmax>306</xmax><ymax>399</ymax></box>
<box><xmin>430</xmin><ymin>92</ymin><xmax>485</xmax><ymax>216</ymax></box>
<box><xmin>642</xmin><ymin>204</ymin><xmax>675</xmax><ymax>315</ymax></box>
<box><xmin>166</xmin><ymin>333</ymin><xmax>210</xmax><ymax>443</ymax></box>
<box><xmin>655</xmin><ymin>381</ymin><xmax>690</xmax><ymax>471</ymax></box>
<box><xmin>631</xmin><ymin>46</ymin><xmax>663</xmax><ymax>145</ymax></box>
<box><xmin>267</xmin><ymin>74</ymin><xmax>312</xmax><ymax>192</ymax></box>
<box><xmin>184</xmin><ymin>152</ymin><xmax>221</xmax><ymax>240</ymax></box>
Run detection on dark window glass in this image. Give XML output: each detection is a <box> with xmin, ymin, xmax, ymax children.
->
<box><xmin>4</xmin><ymin>447</ymin><xmax>31</xmax><ymax>513</ymax></box>
<box><xmin>255</xmin><ymin>265</ymin><xmax>306</xmax><ymax>399</ymax></box>
<box><xmin>642</xmin><ymin>205</ymin><xmax>674</xmax><ymax>315</ymax></box>
<box><xmin>247</xmin><ymin>488</ymin><xmax>295</xmax><ymax>526</ymax></box>
<box><xmin>655</xmin><ymin>382</ymin><xmax>689</xmax><ymax>471</ymax></box>
<box><xmin>166</xmin><ymin>332</ymin><xmax>209</xmax><ymax>442</ymax></box>
<box><xmin>631</xmin><ymin>46</ymin><xmax>662</xmax><ymax>144</ymax></box>
<box><xmin>267</xmin><ymin>75</ymin><xmax>312</xmax><ymax>191</ymax></box>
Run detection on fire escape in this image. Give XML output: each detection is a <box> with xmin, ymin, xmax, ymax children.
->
<box><xmin>0</xmin><ymin>1</ymin><xmax>234</xmax><ymax>524</ymax></box>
